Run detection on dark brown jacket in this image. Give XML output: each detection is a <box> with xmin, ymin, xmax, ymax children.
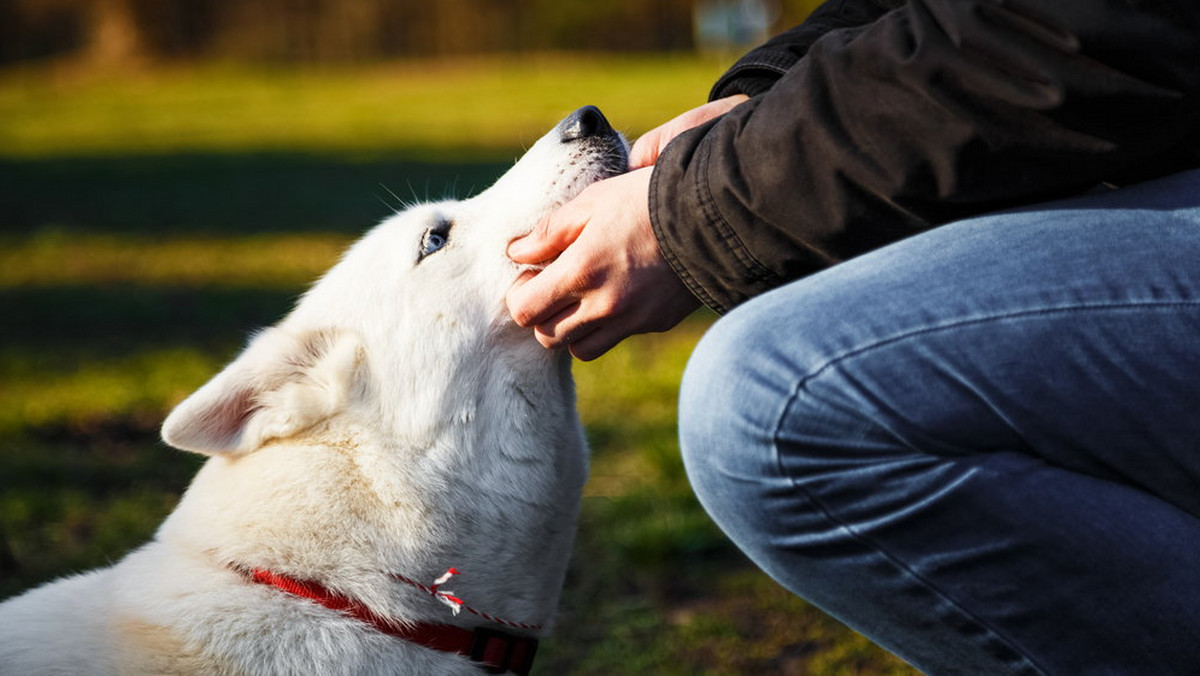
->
<box><xmin>650</xmin><ymin>0</ymin><xmax>1200</xmax><ymax>313</ymax></box>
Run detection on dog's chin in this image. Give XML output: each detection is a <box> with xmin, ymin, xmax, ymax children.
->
<box><xmin>595</xmin><ymin>135</ymin><xmax>631</xmax><ymax>181</ymax></box>
<box><xmin>595</xmin><ymin>162</ymin><xmax>628</xmax><ymax>184</ymax></box>
<box><xmin>574</xmin><ymin>129</ymin><xmax>629</xmax><ymax>187</ymax></box>
<box><xmin>555</xmin><ymin>147</ymin><xmax>630</xmax><ymax>209</ymax></box>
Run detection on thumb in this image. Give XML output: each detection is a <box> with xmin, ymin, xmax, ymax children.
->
<box><xmin>509</xmin><ymin>211</ymin><xmax>584</xmax><ymax>264</ymax></box>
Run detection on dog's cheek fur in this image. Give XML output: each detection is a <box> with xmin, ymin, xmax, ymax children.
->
<box><xmin>161</xmin><ymin>328</ymin><xmax>364</xmax><ymax>456</ymax></box>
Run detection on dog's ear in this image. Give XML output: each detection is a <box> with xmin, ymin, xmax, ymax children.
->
<box><xmin>161</xmin><ymin>327</ymin><xmax>363</xmax><ymax>456</ymax></box>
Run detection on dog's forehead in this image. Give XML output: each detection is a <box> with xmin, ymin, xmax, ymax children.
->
<box><xmin>375</xmin><ymin>202</ymin><xmax>456</xmax><ymax>238</ymax></box>
<box><xmin>409</xmin><ymin>202</ymin><xmax>455</xmax><ymax>227</ymax></box>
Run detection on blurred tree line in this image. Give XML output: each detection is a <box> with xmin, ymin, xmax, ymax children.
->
<box><xmin>0</xmin><ymin>0</ymin><xmax>823</xmax><ymax>66</ymax></box>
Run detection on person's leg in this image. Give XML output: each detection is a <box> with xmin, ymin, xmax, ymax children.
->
<box><xmin>679</xmin><ymin>170</ymin><xmax>1200</xmax><ymax>675</ymax></box>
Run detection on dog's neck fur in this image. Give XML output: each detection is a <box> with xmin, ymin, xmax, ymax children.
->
<box><xmin>157</xmin><ymin>349</ymin><xmax>587</xmax><ymax>636</ymax></box>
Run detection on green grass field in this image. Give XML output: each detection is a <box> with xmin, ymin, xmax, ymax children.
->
<box><xmin>0</xmin><ymin>56</ymin><xmax>916</xmax><ymax>674</ymax></box>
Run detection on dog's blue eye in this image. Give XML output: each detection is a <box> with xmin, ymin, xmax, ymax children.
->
<box><xmin>423</xmin><ymin>232</ymin><xmax>447</xmax><ymax>255</ymax></box>
<box><xmin>418</xmin><ymin>221</ymin><xmax>452</xmax><ymax>261</ymax></box>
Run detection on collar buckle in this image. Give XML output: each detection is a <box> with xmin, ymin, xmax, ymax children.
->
<box><xmin>470</xmin><ymin>626</ymin><xmax>538</xmax><ymax>675</ymax></box>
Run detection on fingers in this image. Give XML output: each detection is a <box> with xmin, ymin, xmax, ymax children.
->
<box><xmin>508</xmin><ymin>227</ymin><xmax>628</xmax><ymax>358</ymax></box>
<box><xmin>526</xmin><ymin>292</ymin><xmax>618</xmax><ymax>362</ymax></box>
<box><xmin>505</xmin><ymin>167</ymin><xmax>699</xmax><ymax>361</ymax></box>
<box><xmin>508</xmin><ymin>196</ymin><xmax>594</xmax><ymax>264</ymax></box>
<box><xmin>507</xmin><ymin>97</ymin><xmax>753</xmax><ymax>356</ymax></box>
<box><xmin>512</xmin><ymin>246</ymin><xmax>699</xmax><ymax>361</ymax></box>
<box><xmin>629</xmin><ymin>94</ymin><xmax>751</xmax><ymax>169</ymax></box>
<box><xmin>508</xmin><ymin>216</ymin><xmax>570</xmax><ymax>265</ymax></box>
<box><xmin>506</xmin><ymin>172</ymin><xmax>641</xmax><ymax>333</ymax></box>
<box><xmin>563</xmin><ymin>323</ymin><xmax>627</xmax><ymax>362</ymax></box>
<box><xmin>546</xmin><ymin>285</ymin><xmax>699</xmax><ymax>362</ymax></box>
<box><xmin>506</xmin><ymin>263</ymin><xmax>584</xmax><ymax>331</ymax></box>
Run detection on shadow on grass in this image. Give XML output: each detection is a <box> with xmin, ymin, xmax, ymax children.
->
<box><xmin>0</xmin><ymin>285</ymin><xmax>294</xmax><ymax>353</ymax></box>
<box><xmin>0</xmin><ymin>151</ymin><xmax>511</xmax><ymax>235</ymax></box>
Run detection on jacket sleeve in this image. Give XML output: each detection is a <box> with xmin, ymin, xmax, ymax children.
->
<box><xmin>709</xmin><ymin>0</ymin><xmax>905</xmax><ymax>100</ymax></box>
<box><xmin>651</xmin><ymin>0</ymin><xmax>1200</xmax><ymax>313</ymax></box>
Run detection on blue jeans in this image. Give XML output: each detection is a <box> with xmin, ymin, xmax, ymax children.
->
<box><xmin>678</xmin><ymin>169</ymin><xmax>1200</xmax><ymax>674</ymax></box>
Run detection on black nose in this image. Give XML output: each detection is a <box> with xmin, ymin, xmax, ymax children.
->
<box><xmin>558</xmin><ymin>105</ymin><xmax>613</xmax><ymax>142</ymax></box>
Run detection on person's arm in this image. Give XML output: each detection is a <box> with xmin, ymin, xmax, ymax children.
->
<box><xmin>653</xmin><ymin>0</ymin><xmax>1200</xmax><ymax>313</ymax></box>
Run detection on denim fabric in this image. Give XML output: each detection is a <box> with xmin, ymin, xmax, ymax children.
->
<box><xmin>678</xmin><ymin>169</ymin><xmax>1200</xmax><ymax>674</ymax></box>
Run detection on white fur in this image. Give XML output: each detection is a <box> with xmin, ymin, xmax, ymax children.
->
<box><xmin>0</xmin><ymin>111</ymin><xmax>629</xmax><ymax>674</ymax></box>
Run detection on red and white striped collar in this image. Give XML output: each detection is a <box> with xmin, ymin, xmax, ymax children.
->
<box><xmin>245</xmin><ymin>567</ymin><xmax>540</xmax><ymax>675</ymax></box>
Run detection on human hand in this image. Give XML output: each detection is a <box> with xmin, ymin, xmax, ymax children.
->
<box><xmin>505</xmin><ymin>97</ymin><xmax>748</xmax><ymax>360</ymax></box>
<box><xmin>505</xmin><ymin>167</ymin><xmax>699</xmax><ymax>361</ymax></box>
<box><xmin>628</xmin><ymin>94</ymin><xmax>749</xmax><ymax>169</ymax></box>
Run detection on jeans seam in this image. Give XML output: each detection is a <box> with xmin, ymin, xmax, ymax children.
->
<box><xmin>759</xmin><ymin>302</ymin><xmax>1200</xmax><ymax>673</ymax></box>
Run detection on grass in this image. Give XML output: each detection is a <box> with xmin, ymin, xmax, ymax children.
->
<box><xmin>0</xmin><ymin>55</ymin><xmax>916</xmax><ymax>674</ymax></box>
<box><xmin>0</xmin><ymin>55</ymin><xmax>724</xmax><ymax>158</ymax></box>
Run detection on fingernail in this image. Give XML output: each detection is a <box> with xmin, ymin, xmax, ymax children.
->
<box><xmin>507</xmin><ymin>237</ymin><xmax>527</xmax><ymax>258</ymax></box>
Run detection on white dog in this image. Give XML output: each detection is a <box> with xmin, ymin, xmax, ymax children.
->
<box><xmin>0</xmin><ymin>106</ymin><xmax>627</xmax><ymax>675</ymax></box>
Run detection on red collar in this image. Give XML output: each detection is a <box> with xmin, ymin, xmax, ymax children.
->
<box><xmin>248</xmin><ymin>568</ymin><xmax>538</xmax><ymax>675</ymax></box>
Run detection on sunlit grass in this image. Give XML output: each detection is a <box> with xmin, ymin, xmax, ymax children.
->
<box><xmin>0</xmin><ymin>230</ymin><xmax>350</xmax><ymax>288</ymax></box>
<box><xmin>0</xmin><ymin>347</ymin><xmax>217</xmax><ymax>435</ymax></box>
<box><xmin>0</xmin><ymin>55</ymin><xmax>725</xmax><ymax>158</ymax></box>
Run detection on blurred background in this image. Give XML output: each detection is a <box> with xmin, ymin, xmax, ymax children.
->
<box><xmin>3</xmin><ymin>0</ymin><xmax>791</xmax><ymax>64</ymax></box>
<box><xmin>0</xmin><ymin>1</ymin><xmax>916</xmax><ymax>673</ymax></box>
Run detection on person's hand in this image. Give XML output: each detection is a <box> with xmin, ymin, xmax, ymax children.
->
<box><xmin>628</xmin><ymin>94</ymin><xmax>749</xmax><ymax>169</ymax></box>
<box><xmin>506</xmin><ymin>167</ymin><xmax>699</xmax><ymax>361</ymax></box>
<box><xmin>506</xmin><ymin>95</ymin><xmax>749</xmax><ymax>361</ymax></box>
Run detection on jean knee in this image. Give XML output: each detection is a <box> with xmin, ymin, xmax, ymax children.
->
<box><xmin>678</xmin><ymin>316</ymin><xmax>736</xmax><ymax>507</ymax></box>
<box><xmin>679</xmin><ymin>302</ymin><xmax>792</xmax><ymax>525</ymax></box>
<box><xmin>679</xmin><ymin>284</ymin><xmax>919</xmax><ymax>532</ymax></box>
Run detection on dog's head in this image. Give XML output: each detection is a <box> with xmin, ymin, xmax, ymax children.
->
<box><xmin>162</xmin><ymin>107</ymin><xmax>627</xmax><ymax>456</ymax></box>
